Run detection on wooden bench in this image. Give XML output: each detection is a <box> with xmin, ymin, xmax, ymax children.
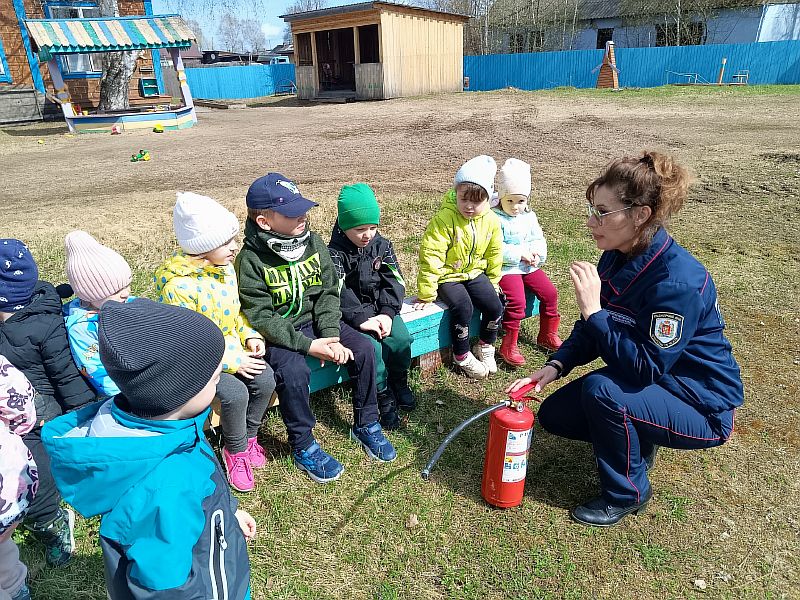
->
<box><xmin>209</xmin><ymin>291</ymin><xmax>539</xmax><ymax>426</ymax></box>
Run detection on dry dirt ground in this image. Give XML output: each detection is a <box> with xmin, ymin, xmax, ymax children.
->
<box><xmin>1</xmin><ymin>87</ymin><xmax>799</xmax><ymax>599</ymax></box>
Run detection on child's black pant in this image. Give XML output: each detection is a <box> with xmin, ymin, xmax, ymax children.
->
<box><xmin>23</xmin><ymin>394</ymin><xmax>62</xmax><ymax>528</ymax></box>
<box><xmin>438</xmin><ymin>274</ymin><xmax>504</xmax><ymax>356</ymax></box>
<box><xmin>266</xmin><ymin>321</ymin><xmax>378</xmax><ymax>451</ymax></box>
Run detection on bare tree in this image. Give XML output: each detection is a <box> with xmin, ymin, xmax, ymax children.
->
<box><xmin>97</xmin><ymin>0</ymin><xmax>140</xmax><ymax>111</ymax></box>
<box><xmin>285</xmin><ymin>0</ymin><xmax>328</xmax><ymax>14</ymax></box>
<box><xmin>96</xmin><ymin>0</ymin><xmax>267</xmax><ymax>110</ymax></box>
<box><xmin>185</xmin><ymin>19</ymin><xmax>206</xmax><ymax>49</ymax></box>
<box><xmin>217</xmin><ymin>13</ymin><xmax>243</xmax><ymax>52</ymax></box>
<box><xmin>240</xmin><ymin>19</ymin><xmax>266</xmax><ymax>53</ymax></box>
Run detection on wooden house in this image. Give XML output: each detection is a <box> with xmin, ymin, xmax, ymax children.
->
<box><xmin>281</xmin><ymin>1</ymin><xmax>469</xmax><ymax>101</ymax></box>
<box><xmin>0</xmin><ymin>0</ymin><xmax>166</xmax><ymax>124</ymax></box>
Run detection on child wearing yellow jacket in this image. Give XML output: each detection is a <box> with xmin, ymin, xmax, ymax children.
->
<box><xmin>155</xmin><ymin>192</ymin><xmax>276</xmax><ymax>493</ymax></box>
<box><xmin>415</xmin><ymin>156</ymin><xmax>504</xmax><ymax>379</ymax></box>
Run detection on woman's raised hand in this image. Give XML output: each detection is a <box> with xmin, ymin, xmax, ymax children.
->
<box><xmin>569</xmin><ymin>261</ymin><xmax>602</xmax><ymax>320</ymax></box>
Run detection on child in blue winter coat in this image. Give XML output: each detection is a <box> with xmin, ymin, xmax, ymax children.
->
<box><xmin>43</xmin><ymin>299</ymin><xmax>255</xmax><ymax>599</ymax></box>
<box><xmin>492</xmin><ymin>159</ymin><xmax>562</xmax><ymax>367</ymax></box>
<box><xmin>62</xmin><ymin>231</ymin><xmax>135</xmax><ymax>399</ymax></box>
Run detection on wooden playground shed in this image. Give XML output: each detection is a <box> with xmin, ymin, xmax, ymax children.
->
<box><xmin>281</xmin><ymin>1</ymin><xmax>469</xmax><ymax>101</ymax></box>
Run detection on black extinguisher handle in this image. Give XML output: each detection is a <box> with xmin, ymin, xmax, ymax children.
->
<box><xmin>421</xmin><ymin>400</ymin><xmax>510</xmax><ymax>481</ymax></box>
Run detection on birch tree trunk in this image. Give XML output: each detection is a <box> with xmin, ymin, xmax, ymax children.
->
<box><xmin>97</xmin><ymin>0</ymin><xmax>140</xmax><ymax>111</ymax></box>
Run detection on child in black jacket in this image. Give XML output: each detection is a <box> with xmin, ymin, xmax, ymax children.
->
<box><xmin>328</xmin><ymin>184</ymin><xmax>415</xmax><ymax>429</ymax></box>
<box><xmin>0</xmin><ymin>239</ymin><xmax>95</xmax><ymax>567</ymax></box>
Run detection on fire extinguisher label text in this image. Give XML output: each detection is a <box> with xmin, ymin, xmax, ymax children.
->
<box><xmin>505</xmin><ymin>429</ymin><xmax>532</xmax><ymax>454</ymax></box>
<box><xmin>502</xmin><ymin>429</ymin><xmax>532</xmax><ymax>483</ymax></box>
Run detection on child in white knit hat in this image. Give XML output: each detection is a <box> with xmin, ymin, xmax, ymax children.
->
<box><xmin>155</xmin><ymin>192</ymin><xmax>276</xmax><ymax>493</ymax></box>
<box><xmin>492</xmin><ymin>158</ymin><xmax>562</xmax><ymax>367</ymax></box>
<box><xmin>0</xmin><ymin>355</ymin><xmax>38</xmax><ymax>600</ymax></box>
<box><xmin>63</xmin><ymin>230</ymin><xmax>135</xmax><ymax>400</ymax></box>
<box><xmin>415</xmin><ymin>155</ymin><xmax>505</xmax><ymax>380</ymax></box>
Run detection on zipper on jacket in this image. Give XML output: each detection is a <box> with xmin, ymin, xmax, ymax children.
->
<box><xmin>209</xmin><ymin>509</ymin><xmax>229</xmax><ymax>600</ymax></box>
<box><xmin>467</xmin><ymin>220</ymin><xmax>477</xmax><ymax>271</ymax></box>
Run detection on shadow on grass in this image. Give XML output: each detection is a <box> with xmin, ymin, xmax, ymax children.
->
<box><xmin>331</xmin><ymin>462</ymin><xmax>416</xmax><ymax>535</ymax></box>
<box><xmin>18</xmin><ymin>539</ymin><xmax>107</xmax><ymax>600</ymax></box>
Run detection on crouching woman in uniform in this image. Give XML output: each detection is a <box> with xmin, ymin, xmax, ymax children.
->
<box><xmin>508</xmin><ymin>151</ymin><xmax>743</xmax><ymax>527</ymax></box>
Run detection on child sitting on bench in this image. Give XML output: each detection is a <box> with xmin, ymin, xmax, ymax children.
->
<box><xmin>415</xmin><ymin>156</ymin><xmax>504</xmax><ymax>380</ymax></box>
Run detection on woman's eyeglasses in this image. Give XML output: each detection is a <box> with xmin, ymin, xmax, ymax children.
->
<box><xmin>586</xmin><ymin>203</ymin><xmax>633</xmax><ymax>224</ymax></box>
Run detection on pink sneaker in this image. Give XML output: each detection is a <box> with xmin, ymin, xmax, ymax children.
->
<box><xmin>246</xmin><ymin>436</ymin><xmax>268</xmax><ymax>469</ymax></box>
<box><xmin>223</xmin><ymin>447</ymin><xmax>254</xmax><ymax>492</ymax></box>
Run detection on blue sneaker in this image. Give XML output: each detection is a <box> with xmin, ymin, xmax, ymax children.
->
<box><xmin>351</xmin><ymin>421</ymin><xmax>397</xmax><ymax>462</ymax></box>
<box><xmin>293</xmin><ymin>442</ymin><xmax>344</xmax><ymax>484</ymax></box>
<box><xmin>11</xmin><ymin>583</ymin><xmax>31</xmax><ymax>600</ymax></box>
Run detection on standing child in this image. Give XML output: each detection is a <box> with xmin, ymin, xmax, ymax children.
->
<box><xmin>42</xmin><ymin>299</ymin><xmax>255</xmax><ymax>599</ymax></box>
<box><xmin>236</xmin><ymin>173</ymin><xmax>396</xmax><ymax>484</ymax></box>
<box><xmin>415</xmin><ymin>156</ymin><xmax>505</xmax><ymax>379</ymax></box>
<box><xmin>0</xmin><ymin>239</ymin><xmax>95</xmax><ymax>567</ymax></box>
<box><xmin>328</xmin><ymin>183</ymin><xmax>415</xmax><ymax>430</ymax></box>
<box><xmin>493</xmin><ymin>159</ymin><xmax>562</xmax><ymax>366</ymax></box>
<box><xmin>0</xmin><ymin>356</ymin><xmax>38</xmax><ymax>600</ymax></box>
<box><xmin>63</xmin><ymin>230</ymin><xmax>134</xmax><ymax>399</ymax></box>
<box><xmin>155</xmin><ymin>192</ymin><xmax>276</xmax><ymax>493</ymax></box>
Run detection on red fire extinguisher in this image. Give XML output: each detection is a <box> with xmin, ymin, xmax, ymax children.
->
<box><xmin>481</xmin><ymin>385</ymin><xmax>536</xmax><ymax>508</ymax></box>
<box><xmin>421</xmin><ymin>382</ymin><xmax>539</xmax><ymax>509</ymax></box>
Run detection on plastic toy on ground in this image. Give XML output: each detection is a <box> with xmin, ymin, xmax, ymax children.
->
<box><xmin>130</xmin><ymin>150</ymin><xmax>151</xmax><ymax>162</ymax></box>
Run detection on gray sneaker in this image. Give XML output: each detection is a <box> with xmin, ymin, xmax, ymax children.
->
<box><xmin>454</xmin><ymin>351</ymin><xmax>489</xmax><ymax>379</ymax></box>
<box><xmin>11</xmin><ymin>583</ymin><xmax>31</xmax><ymax>600</ymax></box>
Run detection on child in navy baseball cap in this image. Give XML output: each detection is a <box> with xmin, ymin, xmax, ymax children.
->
<box><xmin>246</xmin><ymin>172</ymin><xmax>318</xmax><ymax>218</ymax></box>
<box><xmin>236</xmin><ymin>173</ymin><xmax>397</xmax><ymax>484</ymax></box>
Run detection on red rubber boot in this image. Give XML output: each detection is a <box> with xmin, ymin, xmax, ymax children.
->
<box><xmin>499</xmin><ymin>328</ymin><xmax>526</xmax><ymax>367</ymax></box>
<box><xmin>536</xmin><ymin>314</ymin><xmax>563</xmax><ymax>352</ymax></box>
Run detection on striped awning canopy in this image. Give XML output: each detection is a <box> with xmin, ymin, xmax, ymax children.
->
<box><xmin>24</xmin><ymin>15</ymin><xmax>195</xmax><ymax>58</ymax></box>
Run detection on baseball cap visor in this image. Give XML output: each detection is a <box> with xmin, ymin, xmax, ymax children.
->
<box><xmin>270</xmin><ymin>195</ymin><xmax>318</xmax><ymax>217</ymax></box>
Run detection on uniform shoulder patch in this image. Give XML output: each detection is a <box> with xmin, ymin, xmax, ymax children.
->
<box><xmin>650</xmin><ymin>312</ymin><xmax>684</xmax><ymax>349</ymax></box>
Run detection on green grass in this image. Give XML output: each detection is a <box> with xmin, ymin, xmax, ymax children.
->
<box><xmin>5</xmin><ymin>85</ymin><xmax>800</xmax><ymax>599</ymax></box>
<box><xmin>522</xmin><ymin>83</ymin><xmax>800</xmax><ymax>100</ymax></box>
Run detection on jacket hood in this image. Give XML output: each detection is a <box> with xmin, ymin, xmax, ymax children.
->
<box><xmin>154</xmin><ymin>252</ymin><xmax>226</xmax><ymax>296</ymax></box>
<box><xmin>12</xmin><ymin>281</ymin><xmax>62</xmax><ymax>320</ymax></box>
<box><xmin>440</xmin><ymin>188</ymin><xmax>493</xmax><ymax>224</ymax></box>
<box><xmin>63</xmin><ymin>297</ymin><xmax>94</xmax><ymax>328</ymax></box>
<box><xmin>328</xmin><ymin>222</ymin><xmax>379</xmax><ymax>254</ymax></box>
<box><xmin>42</xmin><ymin>400</ymin><xmax>211</xmax><ymax>518</ymax></box>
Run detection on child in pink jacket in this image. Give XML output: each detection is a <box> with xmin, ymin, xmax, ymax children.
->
<box><xmin>0</xmin><ymin>355</ymin><xmax>38</xmax><ymax>600</ymax></box>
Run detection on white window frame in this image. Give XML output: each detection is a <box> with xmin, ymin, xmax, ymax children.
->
<box><xmin>47</xmin><ymin>3</ymin><xmax>105</xmax><ymax>76</ymax></box>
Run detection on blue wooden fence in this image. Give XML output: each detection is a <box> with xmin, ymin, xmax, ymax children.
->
<box><xmin>185</xmin><ymin>41</ymin><xmax>800</xmax><ymax>99</ymax></box>
<box><xmin>186</xmin><ymin>63</ymin><xmax>296</xmax><ymax>99</ymax></box>
<box><xmin>465</xmin><ymin>40</ymin><xmax>800</xmax><ymax>91</ymax></box>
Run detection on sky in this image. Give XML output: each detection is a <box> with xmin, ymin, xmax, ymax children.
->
<box><xmin>151</xmin><ymin>0</ymin><xmax>294</xmax><ymax>50</ymax></box>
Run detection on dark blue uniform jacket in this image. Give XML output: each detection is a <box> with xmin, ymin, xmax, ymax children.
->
<box><xmin>552</xmin><ymin>228</ymin><xmax>743</xmax><ymax>436</ymax></box>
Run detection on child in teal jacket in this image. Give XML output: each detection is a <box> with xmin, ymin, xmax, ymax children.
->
<box><xmin>43</xmin><ymin>299</ymin><xmax>255</xmax><ymax>599</ymax></box>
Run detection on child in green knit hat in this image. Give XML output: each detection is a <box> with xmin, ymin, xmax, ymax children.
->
<box><xmin>328</xmin><ymin>183</ymin><xmax>415</xmax><ymax>429</ymax></box>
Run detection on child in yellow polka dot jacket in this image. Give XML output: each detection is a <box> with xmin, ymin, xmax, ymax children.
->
<box><xmin>155</xmin><ymin>192</ymin><xmax>276</xmax><ymax>493</ymax></box>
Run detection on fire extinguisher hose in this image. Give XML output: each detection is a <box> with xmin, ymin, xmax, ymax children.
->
<box><xmin>420</xmin><ymin>400</ymin><xmax>511</xmax><ymax>480</ymax></box>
